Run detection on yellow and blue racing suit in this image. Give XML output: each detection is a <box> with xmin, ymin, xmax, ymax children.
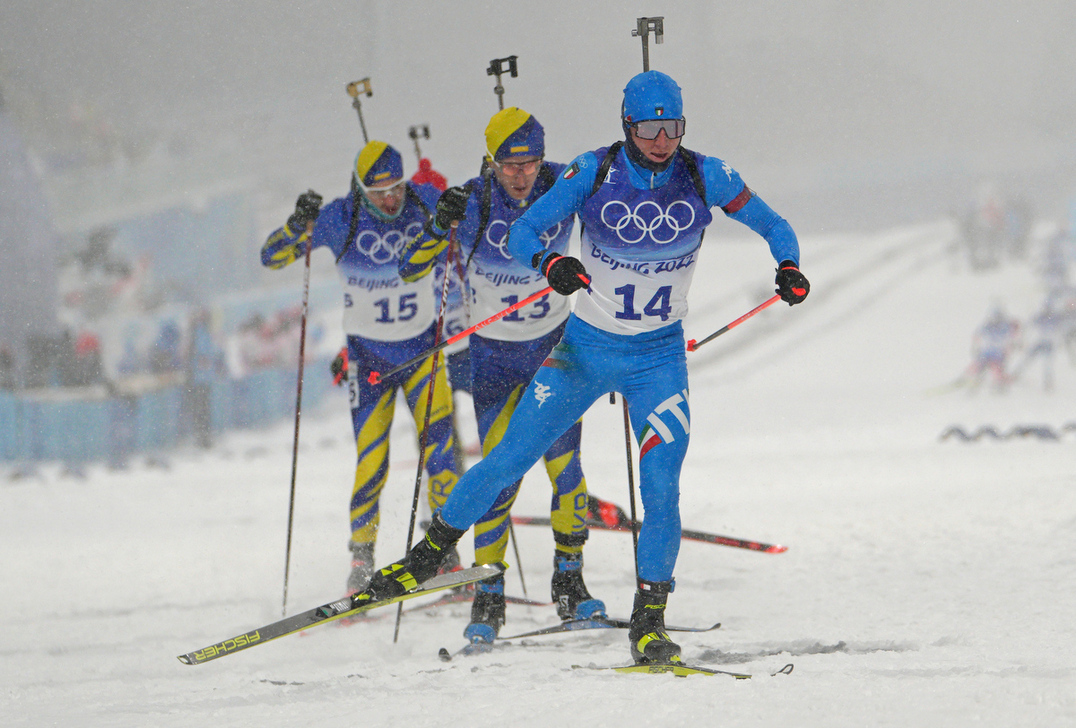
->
<box><xmin>261</xmin><ymin>182</ymin><xmax>459</xmax><ymax>551</ymax></box>
<box><xmin>399</xmin><ymin>162</ymin><xmax>590</xmax><ymax>565</ymax></box>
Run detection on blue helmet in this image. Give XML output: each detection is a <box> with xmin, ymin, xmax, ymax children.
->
<box><xmin>622</xmin><ymin>71</ymin><xmax>683</xmax><ymax>123</ymax></box>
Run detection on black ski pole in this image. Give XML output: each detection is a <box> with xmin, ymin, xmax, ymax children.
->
<box><xmin>281</xmin><ymin>219</ymin><xmax>316</xmax><ymax>616</ymax></box>
<box><xmin>346</xmin><ymin>77</ymin><xmax>373</xmax><ymax>144</ymax></box>
<box><xmin>393</xmin><ymin>225</ymin><xmax>457</xmax><ymax>643</ymax></box>
<box><xmin>619</xmin><ymin>394</ymin><xmax>640</xmax><ymax>577</ymax></box>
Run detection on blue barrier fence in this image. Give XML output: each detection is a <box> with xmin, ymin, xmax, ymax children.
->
<box><xmin>0</xmin><ymin>357</ymin><xmax>335</xmax><ymax>465</ymax></box>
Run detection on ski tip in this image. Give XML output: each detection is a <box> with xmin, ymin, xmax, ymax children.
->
<box><xmin>177</xmin><ymin>655</ymin><xmax>194</xmax><ymax>665</ymax></box>
<box><xmin>437</xmin><ymin>647</ymin><xmax>452</xmax><ymax>663</ymax></box>
<box><xmin>765</xmin><ymin>544</ymin><xmax>789</xmax><ymax>553</ymax></box>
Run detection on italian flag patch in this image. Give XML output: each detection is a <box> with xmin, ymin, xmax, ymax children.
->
<box><xmin>638</xmin><ymin>423</ymin><xmax>664</xmax><ymax>459</ymax></box>
<box><xmin>563</xmin><ymin>162</ymin><xmax>580</xmax><ymax>180</ymax></box>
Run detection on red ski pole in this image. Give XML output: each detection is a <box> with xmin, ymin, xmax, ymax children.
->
<box><xmin>368</xmin><ymin>273</ymin><xmax>587</xmax><ymax>384</ymax></box>
<box><xmin>686</xmin><ymin>294</ymin><xmax>781</xmax><ymax>352</ymax></box>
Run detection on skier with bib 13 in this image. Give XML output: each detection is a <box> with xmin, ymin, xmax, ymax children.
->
<box><xmin>398</xmin><ymin>107</ymin><xmax>604</xmax><ymax>644</ymax></box>
<box><xmin>355</xmin><ymin>70</ymin><xmax>809</xmax><ymax>666</ymax></box>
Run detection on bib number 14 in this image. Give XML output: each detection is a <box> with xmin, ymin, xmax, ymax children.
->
<box><xmin>614</xmin><ymin>284</ymin><xmax>672</xmax><ymax>321</ymax></box>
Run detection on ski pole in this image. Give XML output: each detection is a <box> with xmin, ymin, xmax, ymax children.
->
<box><xmin>346</xmin><ymin>77</ymin><xmax>373</xmax><ymax>144</ymax></box>
<box><xmin>368</xmin><ymin>276</ymin><xmax>586</xmax><ymax>385</ymax></box>
<box><xmin>394</xmin><ymin>225</ymin><xmax>457</xmax><ymax>643</ymax></box>
<box><xmin>281</xmin><ymin>220</ymin><xmax>315</xmax><ymax>616</ymax></box>
<box><xmin>686</xmin><ymin>294</ymin><xmax>781</xmax><ymax>352</ymax></box>
<box><xmin>618</xmin><ymin>394</ymin><xmax>641</xmax><ymax>578</ymax></box>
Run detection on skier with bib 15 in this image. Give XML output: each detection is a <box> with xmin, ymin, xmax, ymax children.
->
<box><xmin>354</xmin><ymin>71</ymin><xmax>809</xmax><ymax>666</ymax></box>
<box><xmin>260</xmin><ymin>141</ymin><xmax>463</xmax><ymax>597</ymax></box>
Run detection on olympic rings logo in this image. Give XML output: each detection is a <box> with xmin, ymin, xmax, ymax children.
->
<box><xmin>485</xmin><ymin>219</ymin><xmax>566</xmax><ymax>260</ymax></box>
<box><xmin>599</xmin><ymin>200</ymin><xmax>695</xmax><ymax>245</ymax></box>
<box><xmin>355</xmin><ymin>221</ymin><xmax>423</xmax><ymax>263</ymax></box>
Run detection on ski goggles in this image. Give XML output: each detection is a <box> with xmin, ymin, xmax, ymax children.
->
<box><xmin>631</xmin><ymin>118</ymin><xmax>686</xmax><ymax>140</ymax></box>
<box><xmin>492</xmin><ymin>156</ymin><xmax>543</xmax><ymax>175</ymax></box>
<box><xmin>361</xmin><ymin>178</ymin><xmax>406</xmax><ymax>199</ymax></box>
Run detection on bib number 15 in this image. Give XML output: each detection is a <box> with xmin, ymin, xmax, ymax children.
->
<box><xmin>372</xmin><ymin>293</ymin><xmax>418</xmax><ymax>323</ymax></box>
<box><xmin>614</xmin><ymin>284</ymin><xmax>672</xmax><ymax>321</ymax></box>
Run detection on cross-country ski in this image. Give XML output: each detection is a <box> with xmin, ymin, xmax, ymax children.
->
<box><xmin>178</xmin><ymin>564</ymin><xmax>504</xmax><ymax>665</ymax></box>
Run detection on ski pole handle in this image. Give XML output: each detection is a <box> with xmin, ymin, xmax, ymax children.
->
<box><xmin>686</xmin><ymin>294</ymin><xmax>781</xmax><ymax>352</ymax></box>
<box><xmin>368</xmin><ymin>284</ymin><xmax>558</xmax><ymax>385</ymax></box>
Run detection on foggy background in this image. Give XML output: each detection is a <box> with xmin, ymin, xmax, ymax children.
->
<box><xmin>0</xmin><ymin>0</ymin><xmax>1074</xmax><ymax>424</ymax></box>
<box><xmin>4</xmin><ymin>0</ymin><xmax>1075</xmax><ymax>230</ymax></box>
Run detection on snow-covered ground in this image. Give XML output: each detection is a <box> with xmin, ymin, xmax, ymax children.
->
<box><xmin>3</xmin><ymin>220</ymin><xmax>1075</xmax><ymax>727</ymax></box>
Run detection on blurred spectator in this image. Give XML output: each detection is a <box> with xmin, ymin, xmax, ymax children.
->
<box><xmin>71</xmin><ymin>332</ymin><xmax>104</xmax><ymax>387</ymax></box>
<box><xmin>0</xmin><ymin>345</ymin><xmax>14</xmax><ymax>391</ymax></box>
<box><xmin>184</xmin><ymin>310</ymin><xmax>224</xmax><ymax>448</ymax></box>
<box><xmin>967</xmin><ymin>306</ymin><xmax>1021</xmax><ymax>392</ymax></box>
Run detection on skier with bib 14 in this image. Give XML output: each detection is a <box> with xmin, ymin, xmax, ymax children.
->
<box><xmin>355</xmin><ymin>70</ymin><xmax>809</xmax><ymax>665</ymax></box>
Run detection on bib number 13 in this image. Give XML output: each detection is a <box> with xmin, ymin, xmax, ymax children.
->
<box><xmin>614</xmin><ymin>284</ymin><xmax>672</xmax><ymax>321</ymax></box>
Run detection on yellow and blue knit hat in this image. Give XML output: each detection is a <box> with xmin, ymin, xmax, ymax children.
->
<box><xmin>354</xmin><ymin>141</ymin><xmax>404</xmax><ymax>188</ymax></box>
<box><xmin>485</xmin><ymin>107</ymin><xmax>544</xmax><ymax>162</ymax></box>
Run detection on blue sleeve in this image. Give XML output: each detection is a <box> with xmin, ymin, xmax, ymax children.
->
<box><xmin>729</xmin><ymin>194</ymin><xmax>800</xmax><ymax>267</ymax></box>
<box><xmin>309</xmin><ymin>197</ymin><xmax>354</xmax><ymax>260</ymax></box>
<box><xmin>507</xmin><ymin>152</ymin><xmax>599</xmax><ymax>270</ymax></box>
<box><xmin>701</xmin><ymin>156</ymin><xmax>800</xmax><ymax>267</ymax></box>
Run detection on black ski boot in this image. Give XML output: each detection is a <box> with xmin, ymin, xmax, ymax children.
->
<box><xmin>346</xmin><ymin>541</ymin><xmax>375</xmax><ymax>595</ymax></box>
<box><xmin>628</xmin><ymin>578</ymin><xmax>681</xmax><ymax>665</ymax></box>
<box><xmin>358</xmin><ymin>513</ymin><xmax>465</xmax><ymax>602</ymax></box>
<box><xmin>463</xmin><ymin>571</ymin><xmax>506</xmax><ymax>644</ymax></box>
<box><xmin>551</xmin><ymin>552</ymin><xmax>607</xmax><ymax>621</ymax></box>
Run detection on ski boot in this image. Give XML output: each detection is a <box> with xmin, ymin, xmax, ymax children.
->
<box><xmin>551</xmin><ymin>552</ymin><xmax>606</xmax><ymax>620</ymax></box>
<box><xmin>463</xmin><ymin>571</ymin><xmax>506</xmax><ymax>644</ymax></box>
<box><xmin>346</xmin><ymin>541</ymin><xmax>375</xmax><ymax>595</ymax></box>
<box><xmin>628</xmin><ymin>578</ymin><xmax>681</xmax><ymax>665</ymax></box>
<box><xmin>358</xmin><ymin>513</ymin><xmax>466</xmax><ymax>602</ymax></box>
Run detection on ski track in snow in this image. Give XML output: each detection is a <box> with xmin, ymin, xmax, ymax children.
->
<box><xmin>3</xmin><ymin>220</ymin><xmax>1076</xmax><ymax>727</ymax></box>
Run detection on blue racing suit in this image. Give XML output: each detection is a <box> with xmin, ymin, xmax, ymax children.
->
<box><xmin>438</xmin><ymin>143</ymin><xmax>799</xmax><ymax>582</ymax></box>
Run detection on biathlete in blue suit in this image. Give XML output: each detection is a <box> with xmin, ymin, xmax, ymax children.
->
<box><xmin>399</xmin><ymin>107</ymin><xmax>604</xmax><ymax>643</ymax></box>
<box><xmin>260</xmin><ymin>141</ymin><xmax>462</xmax><ymax>597</ymax></box>
<box><xmin>357</xmin><ymin>71</ymin><xmax>810</xmax><ymax>665</ymax></box>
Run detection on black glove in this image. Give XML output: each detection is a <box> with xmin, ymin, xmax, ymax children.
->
<box><xmin>540</xmin><ymin>254</ymin><xmax>590</xmax><ymax>296</ymax></box>
<box><xmin>287</xmin><ymin>190</ymin><xmax>323</xmax><ymax>232</ymax></box>
<box><xmin>775</xmin><ymin>260</ymin><xmax>809</xmax><ymax>305</ymax></box>
<box><xmin>330</xmin><ymin>347</ymin><xmax>348</xmax><ymax>385</ymax></box>
<box><xmin>434</xmin><ymin>186</ymin><xmax>470</xmax><ymax>231</ymax></box>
